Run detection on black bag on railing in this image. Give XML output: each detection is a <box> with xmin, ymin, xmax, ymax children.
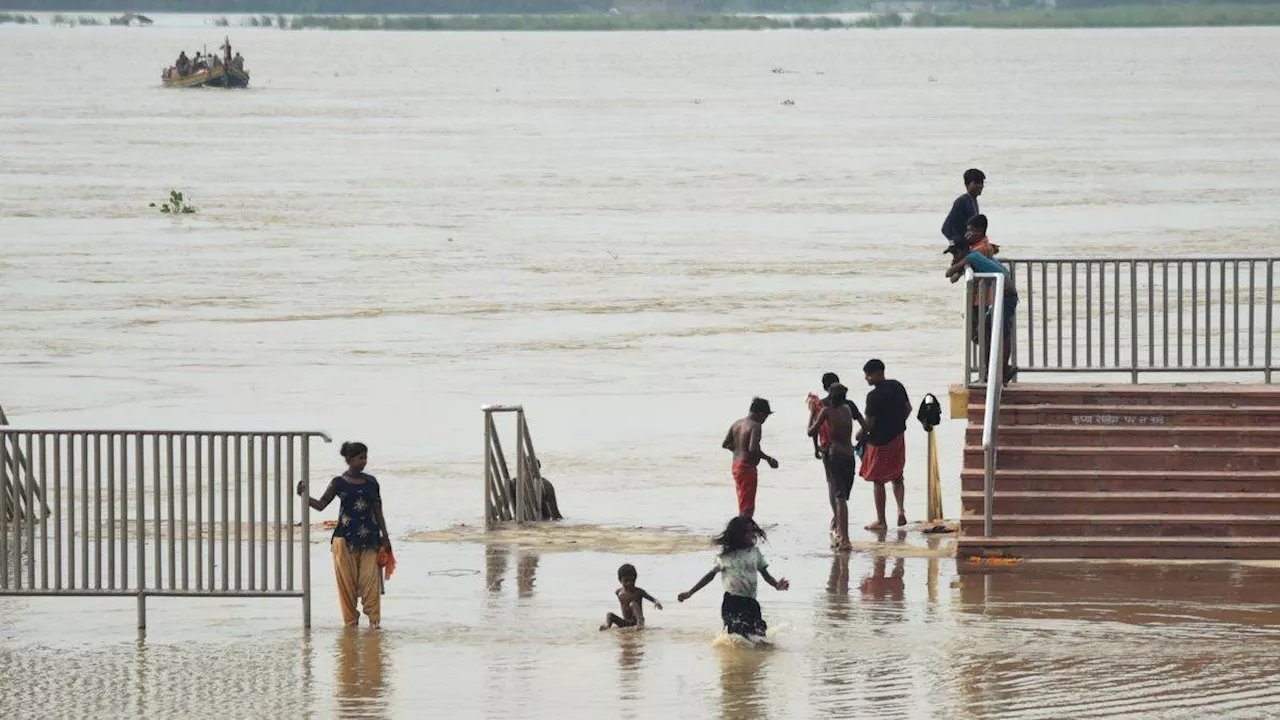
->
<box><xmin>917</xmin><ymin>394</ymin><xmax>942</xmax><ymax>433</ymax></box>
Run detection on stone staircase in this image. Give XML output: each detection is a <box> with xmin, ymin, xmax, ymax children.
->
<box><xmin>958</xmin><ymin>384</ymin><xmax>1280</xmax><ymax>559</ymax></box>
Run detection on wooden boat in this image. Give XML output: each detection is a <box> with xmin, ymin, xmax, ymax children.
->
<box><xmin>163</xmin><ymin>63</ymin><xmax>249</xmax><ymax>89</ymax></box>
<box><xmin>162</xmin><ymin>37</ymin><xmax>249</xmax><ymax>89</ymax></box>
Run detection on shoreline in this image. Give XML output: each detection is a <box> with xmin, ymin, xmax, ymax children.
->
<box><xmin>7</xmin><ymin>6</ymin><xmax>1280</xmax><ymax>30</ymax></box>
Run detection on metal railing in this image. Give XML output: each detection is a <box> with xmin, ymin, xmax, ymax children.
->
<box><xmin>963</xmin><ymin>272</ymin><xmax>1007</xmax><ymax>537</ymax></box>
<box><xmin>482</xmin><ymin>405</ymin><xmax>544</xmax><ymax>526</ymax></box>
<box><xmin>966</xmin><ymin>257</ymin><xmax>1277</xmax><ymax>385</ymax></box>
<box><xmin>0</xmin><ymin>428</ymin><xmax>330</xmax><ymax>630</ymax></box>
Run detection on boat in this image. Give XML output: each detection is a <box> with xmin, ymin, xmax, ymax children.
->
<box><xmin>110</xmin><ymin>13</ymin><xmax>153</xmax><ymax>26</ymax></box>
<box><xmin>162</xmin><ymin>37</ymin><xmax>249</xmax><ymax>89</ymax></box>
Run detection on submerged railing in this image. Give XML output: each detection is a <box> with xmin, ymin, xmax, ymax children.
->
<box><xmin>0</xmin><ymin>428</ymin><xmax>330</xmax><ymax>630</ymax></box>
<box><xmin>482</xmin><ymin>405</ymin><xmax>544</xmax><ymax>526</ymax></box>
<box><xmin>965</xmin><ymin>257</ymin><xmax>1276</xmax><ymax>385</ymax></box>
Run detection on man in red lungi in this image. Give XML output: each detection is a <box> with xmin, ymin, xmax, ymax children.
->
<box><xmin>723</xmin><ymin>397</ymin><xmax>779</xmax><ymax>519</ymax></box>
<box><xmin>857</xmin><ymin>359</ymin><xmax>911</xmax><ymax>530</ymax></box>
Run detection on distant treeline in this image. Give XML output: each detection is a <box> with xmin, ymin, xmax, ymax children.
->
<box><xmin>288</xmin><ymin>12</ymin><xmax>853</xmax><ymax>28</ymax></box>
<box><xmin>0</xmin><ymin>0</ymin><xmax>873</xmax><ymax>12</ymax></box>
<box><xmin>911</xmin><ymin>1</ymin><xmax>1280</xmax><ymax>25</ymax></box>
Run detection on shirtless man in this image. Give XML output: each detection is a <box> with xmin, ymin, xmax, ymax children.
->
<box><xmin>809</xmin><ymin>383</ymin><xmax>857</xmax><ymax>551</ymax></box>
<box><xmin>722</xmin><ymin>397</ymin><xmax>779</xmax><ymax>519</ymax></box>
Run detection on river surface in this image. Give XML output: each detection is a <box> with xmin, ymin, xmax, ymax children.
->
<box><xmin>2</xmin><ymin>20</ymin><xmax>1279</xmax><ymax>719</ymax></box>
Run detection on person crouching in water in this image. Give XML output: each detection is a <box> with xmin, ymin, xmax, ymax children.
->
<box><xmin>678</xmin><ymin>516</ymin><xmax>789</xmax><ymax>639</ymax></box>
<box><xmin>600</xmin><ymin>563</ymin><xmax>663</xmax><ymax>630</ymax></box>
<box><xmin>297</xmin><ymin>441</ymin><xmax>390</xmax><ymax>628</ymax></box>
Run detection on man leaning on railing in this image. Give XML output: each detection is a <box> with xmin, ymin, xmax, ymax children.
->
<box><xmin>946</xmin><ymin>216</ymin><xmax>1019</xmax><ymax>384</ymax></box>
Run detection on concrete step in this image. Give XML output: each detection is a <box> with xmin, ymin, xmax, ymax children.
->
<box><xmin>998</xmin><ymin>384</ymin><xmax>1280</xmax><ymax>408</ymax></box>
<box><xmin>961</xmin><ymin>469</ymin><xmax>1280</xmax><ymax>493</ymax></box>
<box><xmin>964</xmin><ymin>445</ymin><xmax>1280</xmax><ymax>472</ymax></box>
<box><xmin>968</xmin><ymin>404</ymin><xmax>1280</xmax><ymax>427</ymax></box>
<box><xmin>958</xmin><ymin>514</ymin><xmax>1280</xmax><ymax>538</ymax></box>
<box><xmin>960</xmin><ymin>490</ymin><xmax>1280</xmax><ymax>516</ymax></box>
<box><xmin>956</xmin><ymin>535</ymin><xmax>1280</xmax><ymax>560</ymax></box>
<box><xmin>965</xmin><ymin>424</ymin><xmax>1280</xmax><ymax>448</ymax></box>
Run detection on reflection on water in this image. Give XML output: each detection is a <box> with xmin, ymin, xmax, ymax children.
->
<box><xmin>0</xmin><ymin>635</ymin><xmax>314</xmax><ymax>717</ymax></box>
<box><xmin>860</xmin><ymin>556</ymin><xmax>906</xmax><ymax>604</ymax></box>
<box><xmin>483</xmin><ymin>544</ymin><xmax>541</xmax><ymax>598</ymax></box>
<box><xmin>615</xmin><ymin>629</ymin><xmax>644</xmax><ymax>705</ymax></box>
<box><xmin>486</xmin><ymin>543</ymin><xmax>508</xmax><ymax>592</ymax></box>
<box><xmin>517</xmin><ymin>552</ymin><xmax>539</xmax><ymax>598</ymax></box>
<box><xmin>335</xmin><ymin>629</ymin><xmax>390</xmax><ymax>719</ymax></box>
<box><xmin>718</xmin><ymin>644</ymin><xmax>770</xmax><ymax>720</ymax></box>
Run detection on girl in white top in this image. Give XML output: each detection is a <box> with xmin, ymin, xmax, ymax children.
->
<box><xmin>678</xmin><ymin>516</ymin><xmax>789</xmax><ymax>638</ymax></box>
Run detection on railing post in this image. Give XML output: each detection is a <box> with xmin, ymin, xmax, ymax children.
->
<box><xmin>1267</xmin><ymin>260</ymin><xmax>1274</xmax><ymax>383</ymax></box>
<box><xmin>1130</xmin><ymin>261</ymin><xmax>1139</xmax><ymax>383</ymax></box>
<box><xmin>483</xmin><ymin>410</ymin><xmax>494</xmax><ymax>527</ymax></box>
<box><xmin>515</xmin><ymin>410</ymin><xmax>527</xmax><ymax>523</ymax></box>
<box><xmin>964</xmin><ymin>278</ymin><xmax>974</xmax><ymax>385</ymax></box>
<box><xmin>136</xmin><ymin>432</ymin><xmax>146</xmax><ymax>631</ymax></box>
<box><xmin>301</xmin><ymin>435</ymin><xmax>311</xmax><ymax>630</ymax></box>
<box><xmin>1</xmin><ymin>433</ymin><xmax>9</xmax><ymax>591</ymax></box>
<box><xmin>983</xmin><ymin>446</ymin><xmax>994</xmax><ymax>538</ymax></box>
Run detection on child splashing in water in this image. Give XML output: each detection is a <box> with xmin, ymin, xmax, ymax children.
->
<box><xmin>600</xmin><ymin>563</ymin><xmax>664</xmax><ymax>630</ymax></box>
<box><xmin>678</xmin><ymin>516</ymin><xmax>789</xmax><ymax>639</ymax></box>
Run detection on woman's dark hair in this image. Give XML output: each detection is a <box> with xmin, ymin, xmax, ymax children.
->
<box><xmin>340</xmin><ymin>442</ymin><xmax>368</xmax><ymax>460</ymax></box>
<box><xmin>714</xmin><ymin>515</ymin><xmax>764</xmax><ymax>556</ymax></box>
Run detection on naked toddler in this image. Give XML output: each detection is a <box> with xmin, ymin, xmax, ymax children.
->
<box><xmin>600</xmin><ymin>564</ymin><xmax>663</xmax><ymax>630</ymax></box>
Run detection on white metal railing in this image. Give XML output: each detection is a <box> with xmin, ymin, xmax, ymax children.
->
<box><xmin>482</xmin><ymin>405</ymin><xmax>544</xmax><ymax>526</ymax></box>
<box><xmin>0</xmin><ymin>428</ymin><xmax>330</xmax><ymax>630</ymax></box>
<box><xmin>964</xmin><ymin>271</ymin><xmax>1007</xmax><ymax>537</ymax></box>
<box><xmin>967</xmin><ymin>257</ymin><xmax>1277</xmax><ymax>385</ymax></box>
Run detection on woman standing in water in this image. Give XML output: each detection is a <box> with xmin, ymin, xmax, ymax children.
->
<box><xmin>297</xmin><ymin>441</ymin><xmax>390</xmax><ymax>628</ymax></box>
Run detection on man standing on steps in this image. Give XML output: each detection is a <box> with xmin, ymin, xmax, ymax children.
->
<box><xmin>941</xmin><ymin>168</ymin><xmax>985</xmax><ymax>249</ymax></box>
<box><xmin>859</xmin><ymin>359</ymin><xmax>911</xmax><ymax>530</ymax></box>
<box><xmin>723</xmin><ymin>397</ymin><xmax>779</xmax><ymax>520</ymax></box>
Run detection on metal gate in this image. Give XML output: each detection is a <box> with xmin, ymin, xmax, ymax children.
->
<box><xmin>0</xmin><ymin>428</ymin><xmax>330</xmax><ymax>630</ymax></box>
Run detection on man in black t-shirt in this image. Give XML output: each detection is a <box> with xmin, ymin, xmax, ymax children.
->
<box><xmin>857</xmin><ymin>359</ymin><xmax>911</xmax><ymax>530</ymax></box>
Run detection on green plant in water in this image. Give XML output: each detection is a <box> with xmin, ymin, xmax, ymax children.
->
<box><xmin>150</xmin><ymin>190</ymin><xmax>197</xmax><ymax>214</ymax></box>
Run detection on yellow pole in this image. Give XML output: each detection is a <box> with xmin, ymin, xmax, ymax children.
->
<box><xmin>926</xmin><ymin>431</ymin><xmax>943</xmax><ymax>522</ymax></box>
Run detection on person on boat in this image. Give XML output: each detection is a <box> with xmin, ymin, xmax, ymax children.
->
<box><xmin>176</xmin><ymin>51</ymin><xmax>189</xmax><ymax>73</ymax></box>
<box><xmin>232</xmin><ymin>52</ymin><xmax>244</xmax><ymax>71</ymax></box>
<box><xmin>297</xmin><ymin>441</ymin><xmax>391</xmax><ymax>628</ymax></box>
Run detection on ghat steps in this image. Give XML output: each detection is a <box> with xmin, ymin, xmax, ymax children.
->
<box><xmin>958</xmin><ymin>384</ymin><xmax>1280</xmax><ymax>559</ymax></box>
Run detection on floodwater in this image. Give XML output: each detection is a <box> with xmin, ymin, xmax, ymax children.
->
<box><xmin>3</xmin><ymin>19</ymin><xmax>1280</xmax><ymax>719</ymax></box>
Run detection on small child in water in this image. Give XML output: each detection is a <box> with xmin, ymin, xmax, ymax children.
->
<box><xmin>600</xmin><ymin>563</ymin><xmax>663</xmax><ymax>630</ymax></box>
<box><xmin>678</xmin><ymin>516</ymin><xmax>789</xmax><ymax>639</ymax></box>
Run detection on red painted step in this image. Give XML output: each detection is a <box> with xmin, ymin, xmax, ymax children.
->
<box><xmin>960</xmin><ymin>469</ymin><xmax>1280</xmax><ymax>494</ymax></box>
<box><xmin>956</xmin><ymin>536</ymin><xmax>1280</xmax><ymax>560</ymax></box>
<box><xmin>965</xmin><ymin>425</ymin><xmax>1280</xmax><ymax>448</ymax></box>
<box><xmin>968</xmin><ymin>404</ymin><xmax>1280</xmax><ymax>428</ymax></box>
<box><xmin>964</xmin><ymin>446</ymin><xmax>1280</xmax><ymax>472</ymax></box>
<box><xmin>959</xmin><ymin>490</ymin><xmax>1280</xmax><ymax>516</ymax></box>
<box><xmin>997</xmin><ymin>384</ymin><xmax>1280</xmax><ymax>408</ymax></box>
<box><xmin>958</xmin><ymin>515</ymin><xmax>1280</xmax><ymax>538</ymax></box>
